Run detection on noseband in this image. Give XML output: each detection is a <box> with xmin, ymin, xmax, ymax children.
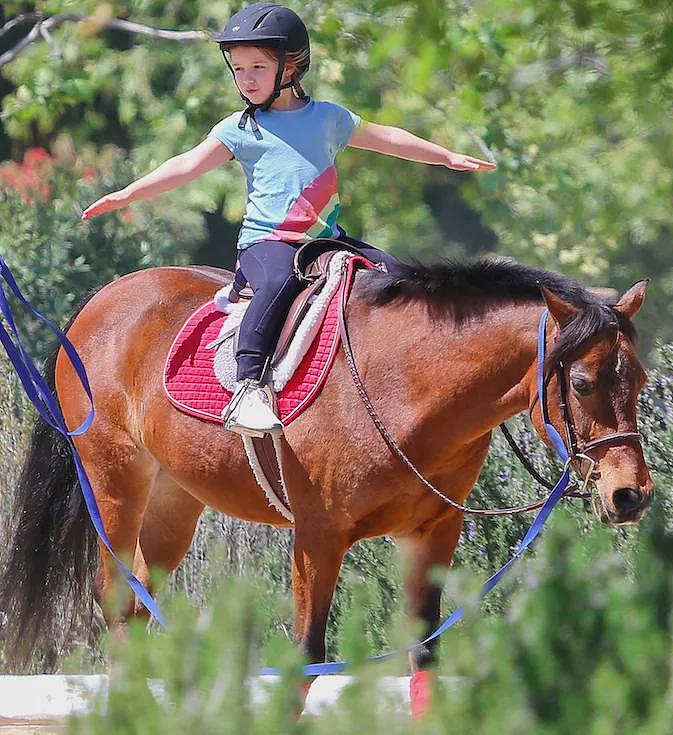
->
<box><xmin>338</xmin><ymin>287</ymin><xmax>642</xmax><ymax>516</ymax></box>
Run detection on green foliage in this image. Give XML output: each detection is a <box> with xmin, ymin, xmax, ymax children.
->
<box><xmin>438</xmin><ymin>506</ymin><xmax>673</xmax><ymax>733</ymax></box>
<box><xmin>0</xmin><ymin>349</ymin><xmax>31</xmax><ymax>551</ymax></box>
<box><xmin>2</xmin><ymin>1</ymin><xmax>671</xmax><ymax>355</ymax></box>
<box><xmin>65</xmin><ymin>506</ymin><xmax>673</xmax><ymax>732</ymax></box>
<box><xmin>0</xmin><ymin>141</ymin><xmax>203</xmax><ymax>359</ymax></box>
<box><xmin>2</xmin><ymin>1</ymin><xmax>672</xmax><ymax>349</ymax></box>
<box><xmin>68</xmin><ymin>576</ymin><xmax>412</xmax><ymax>734</ymax></box>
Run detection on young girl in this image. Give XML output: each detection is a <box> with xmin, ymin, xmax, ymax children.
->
<box><xmin>82</xmin><ymin>2</ymin><xmax>496</xmax><ymax>438</ymax></box>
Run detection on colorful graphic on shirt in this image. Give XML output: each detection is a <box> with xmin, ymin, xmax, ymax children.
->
<box><xmin>269</xmin><ymin>166</ymin><xmax>340</xmax><ymax>242</ymax></box>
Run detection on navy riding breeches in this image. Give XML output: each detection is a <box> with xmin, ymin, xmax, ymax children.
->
<box><xmin>234</xmin><ymin>231</ymin><xmax>405</xmax><ymax>382</ymax></box>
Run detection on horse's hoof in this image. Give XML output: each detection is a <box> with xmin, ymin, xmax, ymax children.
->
<box><xmin>410</xmin><ymin>670</ymin><xmax>432</xmax><ymax>719</ymax></box>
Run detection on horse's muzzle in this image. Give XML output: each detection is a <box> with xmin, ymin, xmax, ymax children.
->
<box><xmin>597</xmin><ymin>486</ymin><xmax>653</xmax><ymax>525</ymax></box>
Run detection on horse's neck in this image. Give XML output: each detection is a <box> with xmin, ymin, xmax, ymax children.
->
<box><xmin>462</xmin><ymin>303</ymin><xmax>546</xmax><ymax>423</ymax></box>
<box><xmin>370</xmin><ymin>299</ymin><xmax>545</xmax><ymax>448</ymax></box>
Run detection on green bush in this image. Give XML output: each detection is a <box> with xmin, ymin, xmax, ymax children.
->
<box><xmin>0</xmin><ymin>141</ymin><xmax>203</xmax><ymax>359</ymax></box>
<box><xmin>66</xmin><ymin>503</ymin><xmax>673</xmax><ymax>733</ymax></box>
<box><xmin>436</xmin><ymin>504</ymin><xmax>673</xmax><ymax>733</ymax></box>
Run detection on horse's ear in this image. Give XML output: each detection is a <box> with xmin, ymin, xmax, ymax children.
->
<box><xmin>614</xmin><ymin>279</ymin><xmax>648</xmax><ymax>320</ymax></box>
<box><xmin>538</xmin><ymin>284</ymin><xmax>579</xmax><ymax>328</ymax></box>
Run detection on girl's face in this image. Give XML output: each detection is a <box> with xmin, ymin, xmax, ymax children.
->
<box><xmin>229</xmin><ymin>46</ymin><xmax>295</xmax><ymax>105</ymax></box>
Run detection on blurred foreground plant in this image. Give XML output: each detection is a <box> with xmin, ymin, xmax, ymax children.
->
<box><xmin>66</xmin><ymin>500</ymin><xmax>673</xmax><ymax>733</ymax></box>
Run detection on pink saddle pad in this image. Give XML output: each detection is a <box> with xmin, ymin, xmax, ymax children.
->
<box><xmin>163</xmin><ymin>256</ymin><xmax>368</xmax><ymax>426</ymax></box>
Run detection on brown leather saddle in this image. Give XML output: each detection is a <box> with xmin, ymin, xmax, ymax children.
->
<box><xmin>233</xmin><ymin>238</ymin><xmax>370</xmax><ymax>366</ymax></box>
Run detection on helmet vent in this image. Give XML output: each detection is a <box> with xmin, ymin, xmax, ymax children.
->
<box><xmin>252</xmin><ymin>11</ymin><xmax>273</xmax><ymax>30</ymax></box>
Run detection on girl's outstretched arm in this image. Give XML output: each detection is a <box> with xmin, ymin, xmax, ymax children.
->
<box><xmin>347</xmin><ymin>122</ymin><xmax>495</xmax><ymax>171</ymax></box>
<box><xmin>81</xmin><ymin>138</ymin><xmax>233</xmax><ymax>220</ymax></box>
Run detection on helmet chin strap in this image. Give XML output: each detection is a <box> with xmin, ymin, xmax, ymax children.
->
<box><xmin>222</xmin><ymin>48</ymin><xmax>296</xmax><ymax>133</ymax></box>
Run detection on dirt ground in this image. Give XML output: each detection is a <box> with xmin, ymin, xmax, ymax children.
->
<box><xmin>0</xmin><ymin>721</ymin><xmax>66</xmax><ymax>734</ymax></box>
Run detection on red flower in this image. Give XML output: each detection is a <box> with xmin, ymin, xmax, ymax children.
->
<box><xmin>0</xmin><ymin>148</ymin><xmax>54</xmax><ymax>201</ymax></box>
<box><xmin>23</xmin><ymin>147</ymin><xmax>51</xmax><ymax>167</ymax></box>
<box><xmin>81</xmin><ymin>166</ymin><xmax>97</xmax><ymax>183</ymax></box>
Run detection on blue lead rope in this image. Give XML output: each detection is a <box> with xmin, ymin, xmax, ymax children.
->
<box><xmin>260</xmin><ymin>308</ymin><xmax>571</xmax><ymax>676</ymax></box>
<box><xmin>0</xmin><ymin>257</ymin><xmax>165</xmax><ymax>625</ymax></box>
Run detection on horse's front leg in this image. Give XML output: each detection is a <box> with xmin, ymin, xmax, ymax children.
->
<box><xmin>396</xmin><ymin>509</ymin><xmax>464</xmax><ymax>719</ymax></box>
<box><xmin>399</xmin><ymin>434</ymin><xmax>492</xmax><ymax>716</ymax></box>
<box><xmin>291</xmin><ymin>526</ymin><xmax>348</xmax><ymax>664</ymax></box>
<box><xmin>400</xmin><ymin>509</ymin><xmax>465</xmax><ymax>668</ymax></box>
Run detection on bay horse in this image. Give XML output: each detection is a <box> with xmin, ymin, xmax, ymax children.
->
<box><xmin>0</xmin><ymin>258</ymin><xmax>653</xmax><ymax>680</ymax></box>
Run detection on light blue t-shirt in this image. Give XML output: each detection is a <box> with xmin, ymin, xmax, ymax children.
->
<box><xmin>208</xmin><ymin>99</ymin><xmax>361</xmax><ymax>249</ymax></box>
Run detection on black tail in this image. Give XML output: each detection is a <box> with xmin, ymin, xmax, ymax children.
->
<box><xmin>0</xmin><ymin>294</ymin><xmax>99</xmax><ymax>671</ymax></box>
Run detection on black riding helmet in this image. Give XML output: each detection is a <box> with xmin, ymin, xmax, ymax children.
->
<box><xmin>211</xmin><ymin>3</ymin><xmax>310</xmax><ymax>132</ymax></box>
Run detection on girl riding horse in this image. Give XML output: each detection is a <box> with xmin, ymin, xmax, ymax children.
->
<box><xmin>81</xmin><ymin>2</ymin><xmax>495</xmax><ymax>437</ymax></box>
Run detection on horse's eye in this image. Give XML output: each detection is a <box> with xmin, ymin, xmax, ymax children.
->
<box><xmin>571</xmin><ymin>376</ymin><xmax>593</xmax><ymax>395</ymax></box>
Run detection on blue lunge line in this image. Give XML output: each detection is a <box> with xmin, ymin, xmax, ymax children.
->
<box><xmin>0</xmin><ymin>257</ymin><xmax>165</xmax><ymax>625</ymax></box>
<box><xmin>259</xmin><ymin>308</ymin><xmax>571</xmax><ymax>676</ymax></box>
<box><xmin>537</xmin><ymin>309</ymin><xmax>570</xmax><ymax>462</ymax></box>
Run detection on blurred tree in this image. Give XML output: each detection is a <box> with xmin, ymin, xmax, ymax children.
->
<box><xmin>0</xmin><ymin>0</ymin><xmax>671</xmax><ymax>356</ymax></box>
<box><xmin>0</xmin><ymin>141</ymin><xmax>203</xmax><ymax>358</ymax></box>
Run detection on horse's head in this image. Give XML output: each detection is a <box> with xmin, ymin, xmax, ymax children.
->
<box><xmin>529</xmin><ymin>280</ymin><xmax>653</xmax><ymax>525</ymax></box>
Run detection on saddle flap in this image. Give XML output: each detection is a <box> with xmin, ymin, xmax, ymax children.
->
<box><xmin>272</xmin><ymin>275</ymin><xmax>327</xmax><ymax>366</ymax></box>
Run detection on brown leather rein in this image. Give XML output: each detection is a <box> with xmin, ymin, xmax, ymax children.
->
<box><xmin>336</xmin><ymin>271</ymin><xmax>643</xmax><ymax>517</ymax></box>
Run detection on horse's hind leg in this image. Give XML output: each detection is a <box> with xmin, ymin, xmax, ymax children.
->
<box><xmin>131</xmin><ymin>470</ymin><xmax>205</xmax><ymax>616</ymax></box>
<box><xmin>83</xmin><ymin>434</ymin><xmax>160</xmax><ymax>630</ymax></box>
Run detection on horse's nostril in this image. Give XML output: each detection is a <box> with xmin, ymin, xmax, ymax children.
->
<box><xmin>613</xmin><ymin>487</ymin><xmax>642</xmax><ymax>512</ymax></box>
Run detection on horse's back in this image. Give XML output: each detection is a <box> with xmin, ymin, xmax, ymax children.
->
<box><xmin>76</xmin><ymin>264</ymin><xmax>231</xmax><ymax>327</ymax></box>
<box><xmin>55</xmin><ymin>265</ymin><xmax>233</xmax><ymax>427</ymax></box>
<box><xmin>109</xmin><ymin>264</ymin><xmax>232</xmax><ymax>295</ymax></box>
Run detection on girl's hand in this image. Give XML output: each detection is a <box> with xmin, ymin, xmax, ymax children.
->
<box><xmin>445</xmin><ymin>151</ymin><xmax>496</xmax><ymax>172</ymax></box>
<box><xmin>81</xmin><ymin>191</ymin><xmax>131</xmax><ymax>220</ymax></box>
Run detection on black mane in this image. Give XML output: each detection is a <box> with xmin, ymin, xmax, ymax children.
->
<box><xmin>359</xmin><ymin>257</ymin><xmax>636</xmax><ymax>365</ymax></box>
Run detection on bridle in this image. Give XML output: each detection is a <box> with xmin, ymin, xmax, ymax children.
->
<box><xmin>537</xmin><ymin>309</ymin><xmax>643</xmax><ymax>495</ymax></box>
<box><xmin>337</xmin><ymin>281</ymin><xmax>643</xmax><ymax>517</ymax></box>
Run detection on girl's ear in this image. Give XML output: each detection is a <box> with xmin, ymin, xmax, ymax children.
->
<box><xmin>282</xmin><ymin>64</ymin><xmax>297</xmax><ymax>83</ymax></box>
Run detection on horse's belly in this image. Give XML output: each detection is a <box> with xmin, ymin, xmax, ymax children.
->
<box><xmin>144</xmin><ymin>413</ymin><xmax>293</xmax><ymax>527</ymax></box>
<box><xmin>181</xmin><ymin>474</ymin><xmax>292</xmax><ymax>526</ymax></box>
